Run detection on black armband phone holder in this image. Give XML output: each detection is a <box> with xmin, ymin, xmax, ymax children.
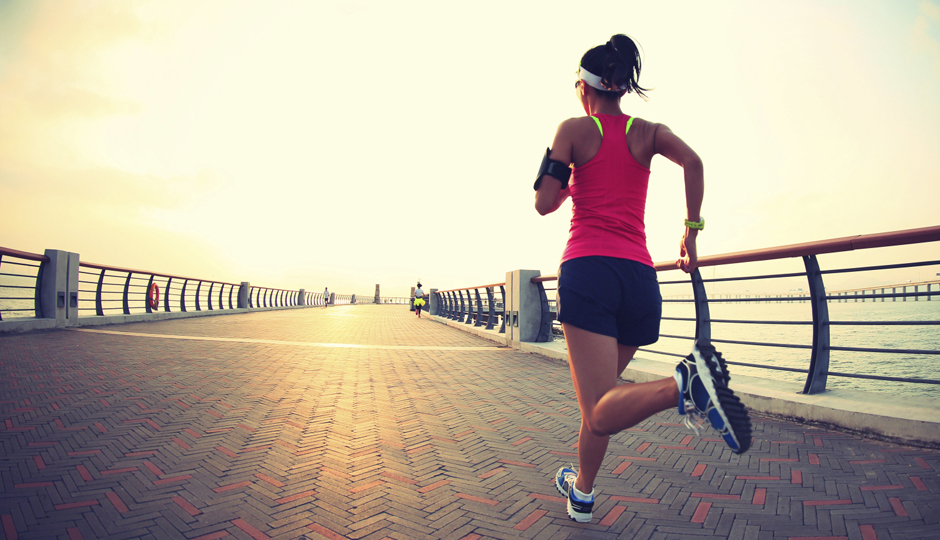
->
<box><xmin>533</xmin><ymin>147</ymin><xmax>571</xmax><ymax>190</ymax></box>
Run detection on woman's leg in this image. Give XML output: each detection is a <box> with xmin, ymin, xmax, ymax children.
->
<box><xmin>564</xmin><ymin>323</ymin><xmax>679</xmax><ymax>493</ymax></box>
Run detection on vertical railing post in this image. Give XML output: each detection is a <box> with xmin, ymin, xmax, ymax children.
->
<box><xmin>120</xmin><ymin>269</ymin><xmax>131</xmax><ymax>314</ymax></box>
<box><xmin>39</xmin><ymin>249</ymin><xmax>80</xmax><ymax>328</ymax></box>
<box><xmin>429</xmin><ymin>289</ymin><xmax>438</xmax><ymax>315</ymax></box>
<box><xmin>536</xmin><ymin>280</ymin><xmax>552</xmax><ymax>342</ymax></box>
<box><xmin>690</xmin><ymin>269</ymin><xmax>711</xmax><ymax>346</ymax></box>
<box><xmin>505</xmin><ymin>270</ymin><xmax>543</xmax><ymax>344</ymax></box>
<box><xmin>465</xmin><ymin>290</ymin><xmax>475</xmax><ymax>325</ymax></box>
<box><xmin>195</xmin><ymin>281</ymin><xmax>202</xmax><ymax>311</ymax></box>
<box><xmin>485</xmin><ymin>287</ymin><xmax>495</xmax><ymax>330</ymax></box>
<box><xmin>803</xmin><ymin>255</ymin><xmax>830</xmax><ymax>394</ymax></box>
<box><xmin>239</xmin><ymin>282</ymin><xmax>250</xmax><ymax>309</ymax></box>
<box><xmin>473</xmin><ymin>289</ymin><xmax>482</xmax><ymax>326</ymax></box>
<box><xmin>498</xmin><ymin>285</ymin><xmax>506</xmax><ymax>334</ymax></box>
<box><xmin>96</xmin><ymin>269</ymin><xmax>106</xmax><ymax>317</ymax></box>
<box><xmin>32</xmin><ymin>256</ymin><xmax>43</xmax><ymax>319</ymax></box>
<box><xmin>164</xmin><ymin>278</ymin><xmax>173</xmax><ymax>312</ymax></box>
<box><xmin>145</xmin><ymin>276</ymin><xmax>155</xmax><ymax>314</ymax></box>
<box><xmin>180</xmin><ymin>279</ymin><xmax>188</xmax><ymax>312</ymax></box>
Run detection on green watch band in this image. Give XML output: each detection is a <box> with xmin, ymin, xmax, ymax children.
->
<box><xmin>685</xmin><ymin>217</ymin><xmax>705</xmax><ymax>230</ymax></box>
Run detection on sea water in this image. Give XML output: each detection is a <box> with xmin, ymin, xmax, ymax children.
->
<box><xmin>654</xmin><ymin>299</ymin><xmax>940</xmax><ymax>399</ymax></box>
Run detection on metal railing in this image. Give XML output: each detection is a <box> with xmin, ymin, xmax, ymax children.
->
<box><xmin>78</xmin><ymin>261</ymin><xmax>245</xmax><ymax>316</ymax></box>
<box><xmin>303</xmin><ymin>291</ymin><xmax>329</xmax><ymax>306</ymax></box>
<box><xmin>434</xmin><ymin>282</ymin><xmax>507</xmax><ymax>333</ymax></box>
<box><xmin>0</xmin><ymin>246</ymin><xmax>362</xmax><ymax>322</ymax></box>
<box><xmin>0</xmin><ymin>247</ymin><xmax>48</xmax><ymax>320</ymax></box>
<box><xmin>529</xmin><ymin>225</ymin><xmax>940</xmax><ymax>394</ymax></box>
<box><xmin>333</xmin><ymin>294</ymin><xmax>355</xmax><ymax>305</ymax></box>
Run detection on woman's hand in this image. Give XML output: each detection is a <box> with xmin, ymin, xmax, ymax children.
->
<box><xmin>678</xmin><ymin>230</ymin><xmax>698</xmax><ymax>273</ymax></box>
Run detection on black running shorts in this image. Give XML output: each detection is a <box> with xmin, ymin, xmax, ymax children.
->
<box><xmin>556</xmin><ymin>255</ymin><xmax>662</xmax><ymax>346</ymax></box>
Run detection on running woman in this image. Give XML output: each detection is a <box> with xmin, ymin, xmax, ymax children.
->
<box><xmin>534</xmin><ymin>34</ymin><xmax>750</xmax><ymax>523</ymax></box>
<box><xmin>413</xmin><ymin>282</ymin><xmax>425</xmax><ymax>318</ymax></box>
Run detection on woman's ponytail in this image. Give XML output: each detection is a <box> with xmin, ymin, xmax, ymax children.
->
<box><xmin>581</xmin><ymin>34</ymin><xmax>649</xmax><ymax>99</ymax></box>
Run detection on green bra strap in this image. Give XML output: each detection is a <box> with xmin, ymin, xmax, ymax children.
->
<box><xmin>591</xmin><ymin>116</ymin><xmax>603</xmax><ymax>136</ymax></box>
<box><xmin>625</xmin><ymin>116</ymin><xmax>635</xmax><ymax>136</ymax></box>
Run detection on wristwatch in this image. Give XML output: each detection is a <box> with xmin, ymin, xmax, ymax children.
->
<box><xmin>684</xmin><ymin>217</ymin><xmax>705</xmax><ymax>230</ymax></box>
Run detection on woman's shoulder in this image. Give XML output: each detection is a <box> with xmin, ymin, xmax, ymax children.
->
<box><xmin>628</xmin><ymin>116</ymin><xmax>659</xmax><ymax>130</ymax></box>
<box><xmin>558</xmin><ymin>115</ymin><xmax>602</xmax><ymax>132</ymax></box>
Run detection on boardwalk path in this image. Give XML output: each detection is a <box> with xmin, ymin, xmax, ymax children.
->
<box><xmin>0</xmin><ymin>305</ymin><xmax>937</xmax><ymax>539</ymax></box>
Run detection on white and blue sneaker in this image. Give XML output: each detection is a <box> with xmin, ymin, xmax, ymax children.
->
<box><xmin>675</xmin><ymin>343</ymin><xmax>752</xmax><ymax>454</ymax></box>
<box><xmin>554</xmin><ymin>467</ymin><xmax>594</xmax><ymax>523</ymax></box>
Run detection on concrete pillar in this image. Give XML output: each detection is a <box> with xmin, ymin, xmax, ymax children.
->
<box><xmin>410</xmin><ymin>286</ymin><xmax>416</xmax><ymax>311</ymax></box>
<box><xmin>374</xmin><ymin>284</ymin><xmax>380</xmax><ymax>304</ymax></box>
<box><xmin>40</xmin><ymin>250</ymin><xmax>79</xmax><ymax>326</ymax></box>
<box><xmin>351</xmin><ymin>294</ymin><xmax>357</xmax><ymax>304</ymax></box>
<box><xmin>298</xmin><ymin>289</ymin><xmax>305</xmax><ymax>306</ymax></box>
<box><xmin>429</xmin><ymin>288</ymin><xmax>439</xmax><ymax>315</ymax></box>
<box><xmin>504</xmin><ymin>269</ymin><xmax>542</xmax><ymax>344</ymax></box>
<box><xmin>328</xmin><ymin>292</ymin><xmax>334</xmax><ymax>306</ymax></box>
<box><xmin>238</xmin><ymin>282</ymin><xmax>250</xmax><ymax>309</ymax></box>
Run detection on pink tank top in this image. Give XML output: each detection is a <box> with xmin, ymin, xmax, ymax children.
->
<box><xmin>561</xmin><ymin>114</ymin><xmax>653</xmax><ymax>267</ymax></box>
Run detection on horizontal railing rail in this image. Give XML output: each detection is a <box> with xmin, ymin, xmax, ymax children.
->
<box><xmin>526</xmin><ymin>225</ymin><xmax>940</xmax><ymax>394</ymax></box>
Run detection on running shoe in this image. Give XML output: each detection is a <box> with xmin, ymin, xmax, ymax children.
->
<box><xmin>554</xmin><ymin>466</ymin><xmax>594</xmax><ymax>523</ymax></box>
<box><xmin>675</xmin><ymin>342</ymin><xmax>752</xmax><ymax>454</ymax></box>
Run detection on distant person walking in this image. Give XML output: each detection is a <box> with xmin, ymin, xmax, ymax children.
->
<box><xmin>534</xmin><ymin>34</ymin><xmax>750</xmax><ymax>523</ymax></box>
<box><xmin>413</xmin><ymin>283</ymin><xmax>425</xmax><ymax>318</ymax></box>
<box><xmin>323</xmin><ymin>287</ymin><xmax>329</xmax><ymax>308</ymax></box>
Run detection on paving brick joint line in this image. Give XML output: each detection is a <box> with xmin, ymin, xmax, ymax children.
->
<box><xmin>1</xmin><ymin>305</ymin><xmax>937</xmax><ymax>540</ymax></box>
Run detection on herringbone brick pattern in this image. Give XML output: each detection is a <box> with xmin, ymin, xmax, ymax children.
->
<box><xmin>0</xmin><ymin>305</ymin><xmax>937</xmax><ymax>539</ymax></box>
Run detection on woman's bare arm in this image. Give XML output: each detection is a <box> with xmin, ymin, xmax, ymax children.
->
<box><xmin>654</xmin><ymin>124</ymin><xmax>703</xmax><ymax>273</ymax></box>
<box><xmin>534</xmin><ymin>119</ymin><xmax>577</xmax><ymax>216</ymax></box>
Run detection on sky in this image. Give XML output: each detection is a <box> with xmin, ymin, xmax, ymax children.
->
<box><xmin>1</xmin><ymin>0</ymin><xmax>939</xmax><ymax>297</ymax></box>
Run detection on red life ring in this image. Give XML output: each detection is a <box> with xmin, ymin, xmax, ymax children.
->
<box><xmin>148</xmin><ymin>283</ymin><xmax>160</xmax><ymax>310</ymax></box>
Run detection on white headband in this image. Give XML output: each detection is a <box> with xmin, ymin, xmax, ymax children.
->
<box><xmin>578</xmin><ymin>65</ymin><xmax>627</xmax><ymax>92</ymax></box>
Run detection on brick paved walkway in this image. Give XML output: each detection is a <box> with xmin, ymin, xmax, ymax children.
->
<box><xmin>1</xmin><ymin>305</ymin><xmax>937</xmax><ymax>540</ymax></box>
